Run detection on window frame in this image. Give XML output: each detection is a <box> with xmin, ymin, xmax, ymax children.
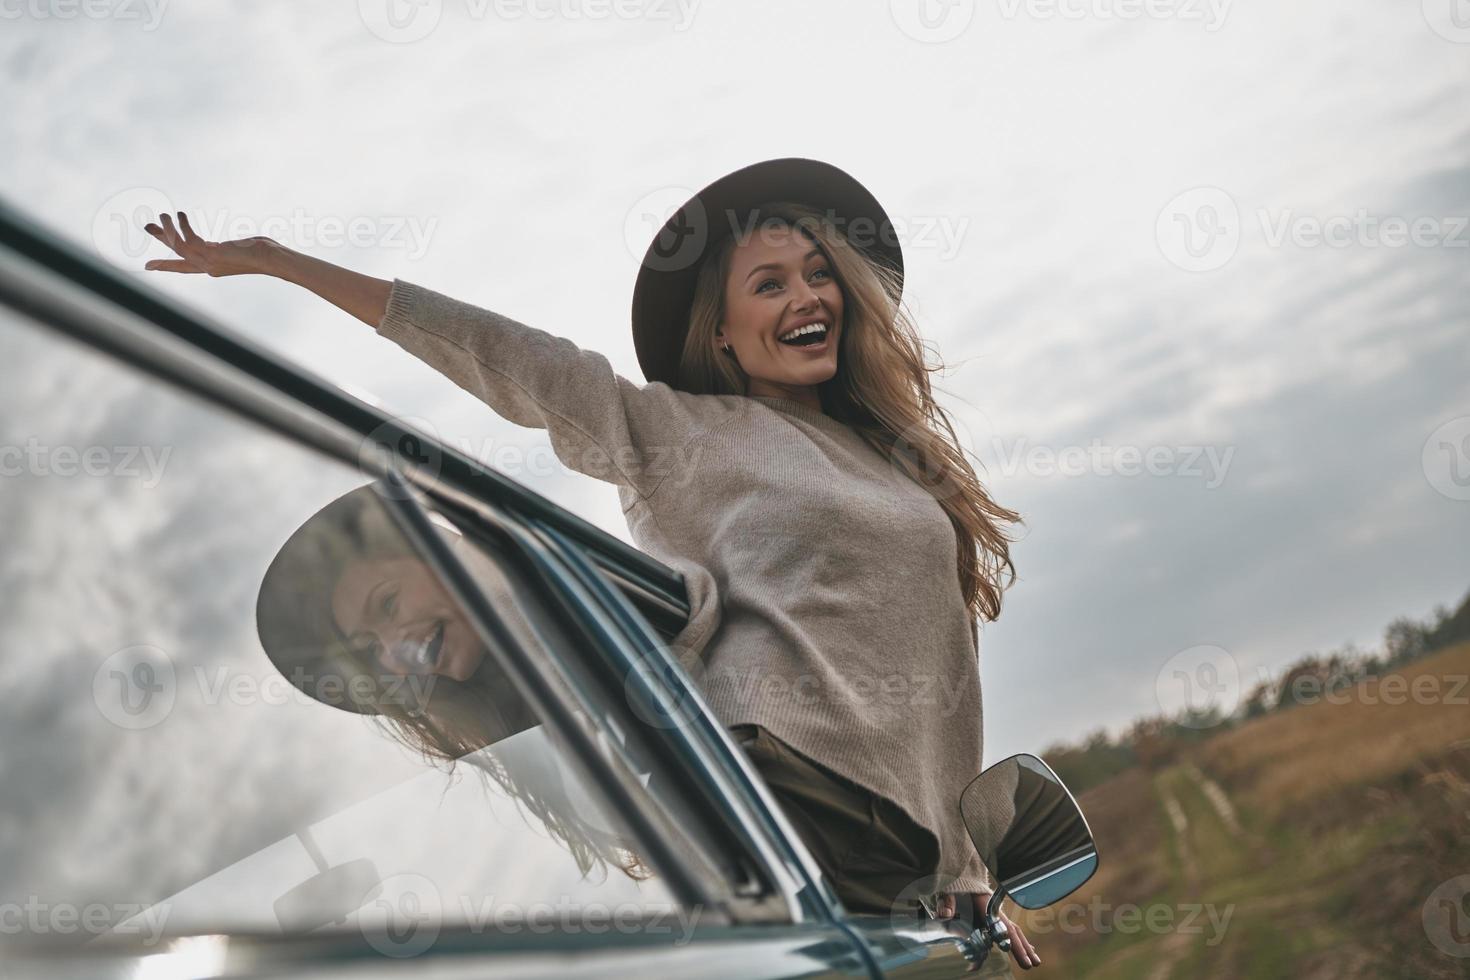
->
<box><xmin>374</xmin><ymin>473</ymin><xmax>743</xmax><ymax>916</ymax></box>
<box><xmin>518</xmin><ymin>512</ymin><xmax>860</xmax><ymax>918</ymax></box>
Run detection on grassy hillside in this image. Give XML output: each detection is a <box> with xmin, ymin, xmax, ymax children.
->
<box><xmin>1016</xmin><ymin>641</ymin><xmax>1470</xmax><ymax>979</ymax></box>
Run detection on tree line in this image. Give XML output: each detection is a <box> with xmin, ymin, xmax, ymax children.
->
<box><xmin>1043</xmin><ymin>586</ymin><xmax>1470</xmax><ymax>795</ymax></box>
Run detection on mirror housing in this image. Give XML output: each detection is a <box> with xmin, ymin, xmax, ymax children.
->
<box><xmin>959</xmin><ymin>753</ymin><xmax>1098</xmax><ymax>910</ymax></box>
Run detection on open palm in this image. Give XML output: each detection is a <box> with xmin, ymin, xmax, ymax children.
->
<box><xmin>142</xmin><ymin>211</ymin><xmax>276</xmax><ymax>277</ymax></box>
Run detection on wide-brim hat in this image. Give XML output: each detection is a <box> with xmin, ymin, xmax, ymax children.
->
<box><xmin>630</xmin><ymin>157</ymin><xmax>905</xmax><ymax>388</ymax></box>
<box><xmin>255</xmin><ymin>483</ymin><xmax>423</xmax><ymax>715</ymax></box>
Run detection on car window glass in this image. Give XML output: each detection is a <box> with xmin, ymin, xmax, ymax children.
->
<box><xmin>0</xmin><ymin>306</ymin><xmax>689</xmax><ymax>953</ymax></box>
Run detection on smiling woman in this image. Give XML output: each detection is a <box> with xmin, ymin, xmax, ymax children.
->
<box><xmin>706</xmin><ymin>231</ymin><xmax>845</xmax><ymax>407</ymax></box>
<box><xmin>142</xmin><ymin>156</ymin><xmax>1034</xmax><ymax>966</ymax></box>
<box><xmin>330</xmin><ymin>555</ymin><xmax>481</xmax><ymax>682</ymax></box>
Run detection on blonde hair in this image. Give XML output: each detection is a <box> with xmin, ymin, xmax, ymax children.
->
<box><xmin>675</xmin><ymin>201</ymin><xmax>1022</xmax><ymax>623</ymax></box>
<box><xmin>371</xmin><ymin>676</ymin><xmax>656</xmax><ymax>882</ymax></box>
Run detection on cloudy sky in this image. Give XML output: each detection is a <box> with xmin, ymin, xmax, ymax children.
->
<box><xmin>2</xmin><ymin>0</ymin><xmax>1468</xmax><ymax>938</ymax></box>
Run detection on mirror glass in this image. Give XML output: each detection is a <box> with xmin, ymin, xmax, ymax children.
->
<box><xmin>959</xmin><ymin>753</ymin><xmax>1098</xmax><ymax>909</ymax></box>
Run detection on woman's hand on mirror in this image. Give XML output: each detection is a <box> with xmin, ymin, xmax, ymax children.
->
<box><xmin>936</xmin><ymin>890</ymin><xmax>1040</xmax><ymax>970</ymax></box>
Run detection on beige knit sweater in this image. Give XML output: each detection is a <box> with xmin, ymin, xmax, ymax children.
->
<box><xmin>377</xmin><ymin>279</ymin><xmax>992</xmax><ymax>896</ymax></box>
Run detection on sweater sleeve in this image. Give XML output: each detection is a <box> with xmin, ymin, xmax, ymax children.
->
<box><xmin>375</xmin><ymin>278</ymin><xmax>707</xmax><ymax>500</ymax></box>
<box><xmin>942</xmin><ymin>844</ymin><xmax>995</xmax><ymax>896</ymax></box>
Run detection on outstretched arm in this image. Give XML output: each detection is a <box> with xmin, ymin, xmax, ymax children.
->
<box><xmin>143</xmin><ymin>211</ymin><xmax>712</xmax><ymax>500</ymax></box>
<box><xmin>373</xmin><ymin>278</ymin><xmax>709</xmax><ymax>499</ymax></box>
<box><xmin>143</xmin><ymin>211</ymin><xmax>393</xmax><ymax>327</ymax></box>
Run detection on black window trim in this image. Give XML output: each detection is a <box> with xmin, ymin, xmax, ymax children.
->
<box><xmin>420</xmin><ymin>479</ymin><xmax>839</xmax><ymax>926</ymax></box>
<box><xmin>521</xmin><ymin>514</ymin><xmax>853</xmax><ymax>923</ymax></box>
<box><xmin>372</xmin><ymin>473</ymin><xmax>731</xmax><ymax>918</ymax></box>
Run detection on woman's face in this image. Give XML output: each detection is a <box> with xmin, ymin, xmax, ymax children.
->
<box><xmin>330</xmin><ymin>556</ymin><xmax>486</xmax><ymax>682</ymax></box>
<box><xmin>714</xmin><ymin>223</ymin><xmax>844</xmax><ymax>401</ymax></box>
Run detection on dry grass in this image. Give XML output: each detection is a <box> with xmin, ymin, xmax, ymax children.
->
<box><xmin>1016</xmin><ymin>641</ymin><xmax>1470</xmax><ymax>978</ymax></box>
<box><xmin>1073</xmin><ymin>767</ymin><xmax>1171</xmax><ymax>905</ymax></box>
<box><xmin>1200</xmin><ymin>641</ymin><xmax>1470</xmax><ymax>822</ymax></box>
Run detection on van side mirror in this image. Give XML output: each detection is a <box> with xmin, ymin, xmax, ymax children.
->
<box><xmin>959</xmin><ymin>753</ymin><xmax>1098</xmax><ymax>910</ymax></box>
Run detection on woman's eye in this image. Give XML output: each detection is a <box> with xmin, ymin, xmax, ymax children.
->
<box><xmin>380</xmin><ymin>590</ymin><xmax>397</xmax><ymax>617</ymax></box>
<box><xmin>757</xmin><ymin>268</ymin><xmax>829</xmax><ymax>293</ymax></box>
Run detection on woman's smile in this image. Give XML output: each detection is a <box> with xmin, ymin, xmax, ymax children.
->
<box><xmin>775</xmin><ymin>322</ymin><xmax>832</xmax><ymax>355</ymax></box>
<box><xmin>716</xmin><ymin>224</ymin><xmax>846</xmax><ymax>407</ymax></box>
<box><xmin>331</xmin><ymin>558</ymin><xmax>487</xmax><ymax>682</ymax></box>
<box><xmin>399</xmin><ymin>618</ymin><xmax>446</xmax><ymax>668</ymax></box>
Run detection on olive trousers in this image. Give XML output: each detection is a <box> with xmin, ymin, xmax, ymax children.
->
<box><xmin>729</xmin><ymin>722</ymin><xmax>940</xmax><ymax>916</ymax></box>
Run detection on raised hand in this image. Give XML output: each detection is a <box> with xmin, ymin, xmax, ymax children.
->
<box><xmin>140</xmin><ymin>208</ymin><xmax>392</xmax><ymax>328</ymax></box>
<box><xmin>142</xmin><ymin>211</ymin><xmax>278</xmax><ymax>277</ymax></box>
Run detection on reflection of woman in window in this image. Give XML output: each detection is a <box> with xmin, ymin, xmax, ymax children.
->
<box><xmin>150</xmin><ymin>157</ymin><xmax>1036</xmax><ymax>968</ymax></box>
<box><xmin>254</xmin><ymin>485</ymin><xmax>654</xmax><ymax>884</ymax></box>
